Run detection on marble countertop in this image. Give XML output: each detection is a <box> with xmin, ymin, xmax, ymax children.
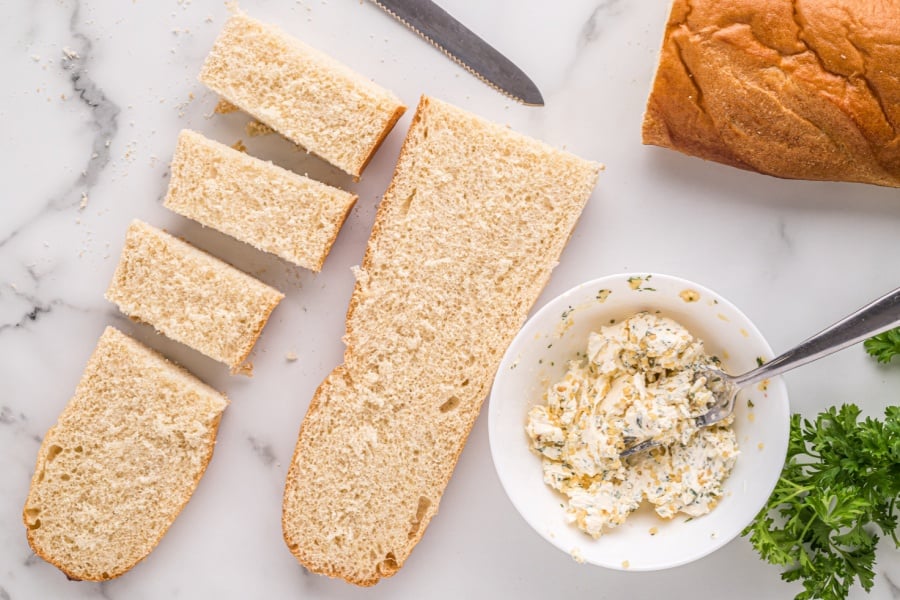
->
<box><xmin>2</xmin><ymin>0</ymin><xmax>899</xmax><ymax>598</ymax></box>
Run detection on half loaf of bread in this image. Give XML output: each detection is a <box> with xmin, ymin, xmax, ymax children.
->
<box><xmin>199</xmin><ymin>11</ymin><xmax>406</xmax><ymax>178</ymax></box>
<box><xmin>23</xmin><ymin>326</ymin><xmax>228</xmax><ymax>581</ymax></box>
<box><xmin>642</xmin><ymin>0</ymin><xmax>900</xmax><ymax>187</ymax></box>
<box><xmin>282</xmin><ymin>96</ymin><xmax>601</xmax><ymax>585</ymax></box>
<box><xmin>164</xmin><ymin>129</ymin><xmax>357</xmax><ymax>271</ymax></box>
<box><xmin>105</xmin><ymin>219</ymin><xmax>284</xmax><ymax>374</ymax></box>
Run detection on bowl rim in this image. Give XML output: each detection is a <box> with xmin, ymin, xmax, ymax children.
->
<box><xmin>488</xmin><ymin>272</ymin><xmax>789</xmax><ymax>571</ymax></box>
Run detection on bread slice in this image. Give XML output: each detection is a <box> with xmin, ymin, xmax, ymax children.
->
<box><xmin>199</xmin><ymin>12</ymin><xmax>406</xmax><ymax>179</ymax></box>
<box><xmin>23</xmin><ymin>326</ymin><xmax>228</xmax><ymax>581</ymax></box>
<box><xmin>105</xmin><ymin>220</ymin><xmax>284</xmax><ymax>374</ymax></box>
<box><xmin>163</xmin><ymin>129</ymin><xmax>357</xmax><ymax>271</ymax></box>
<box><xmin>282</xmin><ymin>96</ymin><xmax>601</xmax><ymax>585</ymax></box>
<box><xmin>642</xmin><ymin>0</ymin><xmax>900</xmax><ymax>187</ymax></box>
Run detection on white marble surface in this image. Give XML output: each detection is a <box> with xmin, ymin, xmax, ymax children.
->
<box><xmin>2</xmin><ymin>0</ymin><xmax>899</xmax><ymax>598</ymax></box>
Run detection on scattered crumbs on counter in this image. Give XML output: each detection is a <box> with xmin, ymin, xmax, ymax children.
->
<box><xmin>621</xmin><ymin>560</ymin><xmax>630</xmax><ymax>569</ymax></box>
<box><xmin>30</xmin><ymin>54</ymin><xmax>41</xmax><ymax>61</ymax></box>
<box><xmin>649</xmin><ymin>527</ymin><xmax>658</xmax><ymax>536</ymax></box>
<box><xmin>79</xmin><ymin>192</ymin><xmax>88</xmax><ymax>210</ymax></box>
<box><xmin>570</xmin><ymin>548</ymin><xmax>585</xmax><ymax>564</ymax></box>
<box><xmin>62</xmin><ymin>47</ymin><xmax>79</xmax><ymax>59</ymax></box>
<box><xmin>286</xmin><ymin>351</ymin><xmax>299</xmax><ymax>362</ymax></box>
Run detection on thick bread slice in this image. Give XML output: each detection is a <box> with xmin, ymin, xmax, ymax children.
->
<box><xmin>199</xmin><ymin>12</ymin><xmax>406</xmax><ymax>178</ymax></box>
<box><xmin>642</xmin><ymin>0</ymin><xmax>900</xmax><ymax>187</ymax></box>
<box><xmin>164</xmin><ymin>129</ymin><xmax>357</xmax><ymax>271</ymax></box>
<box><xmin>282</xmin><ymin>96</ymin><xmax>601</xmax><ymax>585</ymax></box>
<box><xmin>23</xmin><ymin>326</ymin><xmax>228</xmax><ymax>581</ymax></box>
<box><xmin>105</xmin><ymin>220</ymin><xmax>284</xmax><ymax>374</ymax></box>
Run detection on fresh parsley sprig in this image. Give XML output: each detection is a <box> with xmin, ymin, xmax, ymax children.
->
<box><xmin>864</xmin><ymin>327</ymin><xmax>900</xmax><ymax>363</ymax></box>
<box><xmin>743</xmin><ymin>404</ymin><xmax>900</xmax><ymax>600</ymax></box>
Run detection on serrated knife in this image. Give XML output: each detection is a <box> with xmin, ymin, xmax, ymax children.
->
<box><xmin>370</xmin><ymin>0</ymin><xmax>544</xmax><ymax>106</ymax></box>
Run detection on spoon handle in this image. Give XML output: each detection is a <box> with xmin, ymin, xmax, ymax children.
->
<box><xmin>734</xmin><ymin>285</ymin><xmax>900</xmax><ymax>387</ymax></box>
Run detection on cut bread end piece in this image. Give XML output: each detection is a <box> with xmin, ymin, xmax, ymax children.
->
<box><xmin>105</xmin><ymin>219</ymin><xmax>284</xmax><ymax>374</ymax></box>
<box><xmin>199</xmin><ymin>11</ymin><xmax>406</xmax><ymax>178</ymax></box>
<box><xmin>164</xmin><ymin>129</ymin><xmax>357</xmax><ymax>271</ymax></box>
<box><xmin>23</xmin><ymin>326</ymin><xmax>228</xmax><ymax>581</ymax></box>
<box><xmin>282</xmin><ymin>95</ymin><xmax>601</xmax><ymax>585</ymax></box>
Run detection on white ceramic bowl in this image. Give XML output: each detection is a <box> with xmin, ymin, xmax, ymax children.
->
<box><xmin>489</xmin><ymin>273</ymin><xmax>790</xmax><ymax>571</ymax></box>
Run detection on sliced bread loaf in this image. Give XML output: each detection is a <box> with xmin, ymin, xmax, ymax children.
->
<box><xmin>282</xmin><ymin>96</ymin><xmax>601</xmax><ymax>585</ymax></box>
<box><xmin>23</xmin><ymin>326</ymin><xmax>228</xmax><ymax>581</ymax></box>
<box><xmin>105</xmin><ymin>220</ymin><xmax>284</xmax><ymax>374</ymax></box>
<box><xmin>164</xmin><ymin>129</ymin><xmax>357</xmax><ymax>271</ymax></box>
<box><xmin>199</xmin><ymin>12</ymin><xmax>406</xmax><ymax>179</ymax></box>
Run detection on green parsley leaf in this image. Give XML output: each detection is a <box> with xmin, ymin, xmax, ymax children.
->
<box><xmin>742</xmin><ymin>405</ymin><xmax>900</xmax><ymax>600</ymax></box>
<box><xmin>864</xmin><ymin>327</ymin><xmax>900</xmax><ymax>363</ymax></box>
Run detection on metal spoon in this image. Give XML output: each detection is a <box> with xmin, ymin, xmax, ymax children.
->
<box><xmin>620</xmin><ymin>284</ymin><xmax>900</xmax><ymax>458</ymax></box>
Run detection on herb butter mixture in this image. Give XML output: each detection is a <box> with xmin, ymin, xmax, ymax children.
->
<box><xmin>526</xmin><ymin>312</ymin><xmax>738</xmax><ymax>538</ymax></box>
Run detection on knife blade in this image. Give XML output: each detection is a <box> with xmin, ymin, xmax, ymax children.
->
<box><xmin>370</xmin><ymin>0</ymin><xmax>544</xmax><ymax>106</ymax></box>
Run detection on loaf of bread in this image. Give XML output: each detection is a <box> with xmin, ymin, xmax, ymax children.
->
<box><xmin>642</xmin><ymin>0</ymin><xmax>900</xmax><ymax>188</ymax></box>
<box><xmin>23</xmin><ymin>327</ymin><xmax>228</xmax><ymax>581</ymax></box>
<box><xmin>105</xmin><ymin>220</ymin><xmax>284</xmax><ymax>374</ymax></box>
<box><xmin>199</xmin><ymin>12</ymin><xmax>406</xmax><ymax>179</ymax></box>
<box><xmin>282</xmin><ymin>96</ymin><xmax>601</xmax><ymax>585</ymax></box>
<box><xmin>163</xmin><ymin>129</ymin><xmax>357</xmax><ymax>271</ymax></box>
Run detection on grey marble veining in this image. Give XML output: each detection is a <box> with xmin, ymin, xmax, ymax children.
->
<box><xmin>2</xmin><ymin>0</ymin><xmax>898</xmax><ymax>599</ymax></box>
<box><xmin>1</xmin><ymin>0</ymin><xmax>119</xmax><ymax>249</ymax></box>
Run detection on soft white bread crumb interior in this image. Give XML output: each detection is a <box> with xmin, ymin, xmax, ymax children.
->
<box><xmin>23</xmin><ymin>326</ymin><xmax>228</xmax><ymax>581</ymax></box>
<box><xmin>282</xmin><ymin>96</ymin><xmax>601</xmax><ymax>585</ymax></box>
<box><xmin>164</xmin><ymin>129</ymin><xmax>357</xmax><ymax>271</ymax></box>
<box><xmin>105</xmin><ymin>219</ymin><xmax>284</xmax><ymax>373</ymax></box>
<box><xmin>199</xmin><ymin>12</ymin><xmax>406</xmax><ymax>178</ymax></box>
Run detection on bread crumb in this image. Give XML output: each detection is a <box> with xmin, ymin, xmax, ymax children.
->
<box><xmin>79</xmin><ymin>192</ymin><xmax>88</xmax><ymax>210</ymax></box>
<box><xmin>231</xmin><ymin>139</ymin><xmax>247</xmax><ymax>153</ymax></box>
<box><xmin>214</xmin><ymin>98</ymin><xmax>239</xmax><ymax>114</ymax></box>
<box><xmin>570</xmin><ymin>548</ymin><xmax>585</xmax><ymax>564</ymax></box>
<box><xmin>649</xmin><ymin>527</ymin><xmax>658</xmax><ymax>535</ymax></box>
<box><xmin>245</xmin><ymin>120</ymin><xmax>274</xmax><ymax>137</ymax></box>
<box><xmin>62</xmin><ymin>47</ymin><xmax>79</xmax><ymax>60</ymax></box>
<box><xmin>758</xmin><ymin>442</ymin><xmax>765</xmax><ymax>451</ymax></box>
<box><xmin>285</xmin><ymin>351</ymin><xmax>299</xmax><ymax>362</ymax></box>
<box><xmin>621</xmin><ymin>560</ymin><xmax>630</xmax><ymax>569</ymax></box>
